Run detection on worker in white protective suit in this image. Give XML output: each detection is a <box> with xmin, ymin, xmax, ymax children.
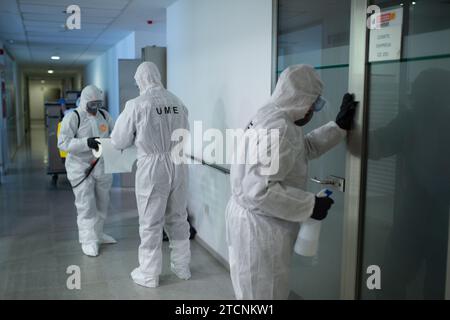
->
<box><xmin>110</xmin><ymin>62</ymin><xmax>191</xmax><ymax>288</ymax></box>
<box><xmin>225</xmin><ymin>65</ymin><xmax>357</xmax><ymax>300</ymax></box>
<box><xmin>58</xmin><ymin>85</ymin><xmax>117</xmax><ymax>257</ymax></box>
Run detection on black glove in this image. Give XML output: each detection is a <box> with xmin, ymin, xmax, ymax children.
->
<box><xmin>336</xmin><ymin>93</ymin><xmax>358</xmax><ymax>130</ymax></box>
<box><xmin>311</xmin><ymin>196</ymin><xmax>335</xmax><ymax>221</ymax></box>
<box><xmin>87</xmin><ymin>137</ymin><xmax>100</xmax><ymax>151</ymax></box>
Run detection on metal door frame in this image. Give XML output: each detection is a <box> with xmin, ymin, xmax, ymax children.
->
<box><xmin>272</xmin><ymin>0</ymin><xmax>369</xmax><ymax>300</ymax></box>
<box><xmin>447</xmin><ymin>212</ymin><xmax>450</xmax><ymax>299</ymax></box>
<box><xmin>340</xmin><ymin>0</ymin><xmax>369</xmax><ymax>300</ymax></box>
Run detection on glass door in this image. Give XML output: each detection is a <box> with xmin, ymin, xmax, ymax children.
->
<box><xmin>360</xmin><ymin>0</ymin><xmax>450</xmax><ymax>299</ymax></box>
<box><xmin>277</xmin><ymin>0</ymin><xmax>353</xmax><ymax>299</ymax></box>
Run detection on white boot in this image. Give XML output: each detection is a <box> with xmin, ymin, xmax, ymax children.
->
<box><xmin>169</xmin><ymin>240</ymin><xmax>191</xmax><ymax>280</ymax></box>
<box><xmin>82</xmin><ymin>243</ymin><xmax>99</xmax><ymax>257</ymax></box>
<box><xmin>131</xmin><ymin>268</ymin><xmax>159</xmax><ymax>288</ymax></box>
<box><xmin>171</xmin><ymin>263</ymin><xmax>191</xmax><ymax>280</ymax></box>
<box><xmin>101</xmin><ymin>233</ymin><xmax>117</xmax><ymax>244</ymax></box>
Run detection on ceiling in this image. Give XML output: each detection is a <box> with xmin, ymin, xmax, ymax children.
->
<box><xmin>0</xmin><ymin>0</ymin><xmax>176</xmax><ymax>69</ymax></box>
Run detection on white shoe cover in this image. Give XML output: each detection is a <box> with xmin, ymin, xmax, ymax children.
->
<box><xmin>131</xmin><ymin>268</ymin><xmax>159</xmax><ymax>288</ymax></box>
<box><xmin>82</xmin><ymin>243</ymin><xmax>99</xmax><ymax>257</ymax></box>
<box><xmin>171</xmin><ymin>263</ymin><xmax>191</xmax><ymax>280</ymax></box>
<box><xmin>101</xmin><ymin>233</ymin><xmax>117</xmax><ymax>244</ymax></box>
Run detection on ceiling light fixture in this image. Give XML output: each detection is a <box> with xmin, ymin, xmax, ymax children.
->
<box><xmin>48</xmin><ymin>70</ymin><xmax>54</xmax><ymax>74</ymax></box>
<box><xmin>51</xmin><ymin>56</ymin><xmax>60</xmax><ymax>60</ymax></box>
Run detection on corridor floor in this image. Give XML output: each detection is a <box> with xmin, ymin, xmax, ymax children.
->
<box><xmin>0</xmin><ymin>125</ymin><xmax>235</xmax><ymax>299</ymax></box>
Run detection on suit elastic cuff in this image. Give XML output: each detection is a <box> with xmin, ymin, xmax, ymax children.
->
<box><xmin>331</xmin><ymin>121</ymin><xmax>347</xmax><ymax>138</ymax></box>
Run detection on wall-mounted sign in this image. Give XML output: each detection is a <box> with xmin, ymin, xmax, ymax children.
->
<box><xmin>369</xmin><ymin>7</ymin><xmax>404</xmax><ymax>62</ymax></box>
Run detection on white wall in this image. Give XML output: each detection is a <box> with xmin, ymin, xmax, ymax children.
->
<box><xmin>28</xmin><ymin>80</ymin><xmax>62</xmax><ymax>121</ymax></box>
<box><xmin>84</xmin><ymin>31</ymin><xmax>167</xmax><ymax>120</ymax></box>
<box><xmin>0</xmin><ymin>41</ymin><xmax>4</xmax><ymax>176</ymax></box>
<box><xmin>134</xmin><ymin>30</ymin><xmax>167</xmax><ymax>59</ymax></box>
<box><xmin>14</xmin><ymin>63</ymin><xmax>25</xmax><ymax>146</ymax></box>
<box><xmin>167</xmin><ymin>0</ymin><xmax>273</xmax><ymax>262</ymax></box>
<box><xmin>74</xmin><ymin>72</ymin><xmax>82</xmax><ymax>91</ymax></box>
<box><xmin>1</xmin><ymin>47</ymin><xmax>20</xmax><ymax>167</ymax></box>
<box><xmin>84</xmin><ymin>32</ymin><xmax>136</xmax><ymax>120</ymax></box>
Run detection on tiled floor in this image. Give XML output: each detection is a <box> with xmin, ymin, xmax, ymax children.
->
<box><xmin>0</xmin><ymin>125</ymin><xmax>235</xmax><ymax>300</ymax></box>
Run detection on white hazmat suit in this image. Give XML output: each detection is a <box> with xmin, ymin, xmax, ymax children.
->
<box><xmin>58</xmin><ymin>85</ymin><xmax>116</xmax><ymax>257</ymax></box>
<box><xmin>111</xmin><ymin>62</ymin><xmax>191</xmax><ymax>288</ymax></box>
<box><xmin>225</xmin><ymin>65</ymin><xmax>347</xmax><ymax>299</ymax></box>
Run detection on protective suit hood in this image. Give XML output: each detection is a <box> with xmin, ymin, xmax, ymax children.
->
<box><xmin>80</xmin><ymin>85</ymin><xmax>103</xmax><ymax>112</ymax></box>
<box><xmin>134</xmin><ymin>61</ymin><xmax>163</xmax><ymax>94</ymax></box>
<box><xmin>270</xmin><ymin>64</ymin><xmax>323</xmax><ymax>121</ymax></box>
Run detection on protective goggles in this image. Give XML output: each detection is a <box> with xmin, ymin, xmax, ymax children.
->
<box><xmin>312</xmin><ymin>95</ymin><xmax>328</xmax><ymax>112</ymax></box>
<box><xmin>86</xmin><ymin>100</ymin><xmax>103</xmax><ymax>110</ymax></box>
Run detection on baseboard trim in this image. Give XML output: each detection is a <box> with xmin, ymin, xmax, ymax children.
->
<box><xmin>194</xmin><ymin>235</ymin><xmax>230</xmax><ymax>271</ymax></box>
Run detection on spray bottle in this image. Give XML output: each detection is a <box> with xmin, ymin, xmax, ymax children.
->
<box><xmin>294</xmin><ymin>188</ymin><xmax>333</xmax><ymax>257</ymax></box>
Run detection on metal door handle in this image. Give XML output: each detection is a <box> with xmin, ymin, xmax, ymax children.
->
<box><xmin>310</xmin><ymin>175</ymin><xmax>346</xmax><ymax>192</ymax></box>
<box><xmin>310</xmin><ymin>177</ymin><xmax>335</xmax><ymax>185</ymax></box>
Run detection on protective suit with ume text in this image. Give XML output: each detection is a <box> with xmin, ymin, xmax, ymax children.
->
<box><xmin>58</xmin><ymin>85</ymin><xmax>116</xmax><ymax>257</ymax></box>
<box><xmin>111</xmin><ymin>62</ymin><xmax>191</xmax><ymax>288</ymax></box>
<box><xmin>225</xmin><ymin>65</ymin><xmax>349</xmax><ymax>300</ymax></box>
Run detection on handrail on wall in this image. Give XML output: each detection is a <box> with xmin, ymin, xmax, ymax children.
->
<box><xmin>188</xmin><ymin>155</ymin><xmax>230</xmax><ymax>175</ymax></box>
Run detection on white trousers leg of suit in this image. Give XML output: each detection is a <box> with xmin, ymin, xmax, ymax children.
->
<box><xmin>165</xmin><ymin>169</ymin><xmax>191</xmax><ymax>269</ymax></box>
<box><xmin>72</xmin><ymin>173</ymin><xmax>113</xmax><ymax>244</ymax></box>
<box><xmin>226</xmin><ymin>197</ymin><xmax>300</xmax><ymax>300</ymax></box>
<box><xmin>135</xmin><ymin>157</ymin><xmax>191</xmax><ymax>280</ymax></box>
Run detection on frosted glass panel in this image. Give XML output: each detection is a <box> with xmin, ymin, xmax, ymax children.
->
<box><xmin>277</xmin><ymin>0</ymin><xmax>351</xmax><ymax>299</ymax></box>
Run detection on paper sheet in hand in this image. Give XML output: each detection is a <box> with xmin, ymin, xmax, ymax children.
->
<box><xmin>93</xmin><ymin>138</ymin><xmax>137</xmax><ymax>174</ymax></box>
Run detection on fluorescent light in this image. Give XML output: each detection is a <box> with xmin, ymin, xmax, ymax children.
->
<box><xmin>412</xmin><ymin>1</ymin><xmax>416</xmax><ymax>4</ymax></box>
<box><xmin>51</xmin><ymin>56</ymin><xmax>60</xmax><ymax>60</ymax></box>
<box><xmin>48</xmin><ymin>70</ymin><xmax>54</xmax><ymax>74</ymax></box>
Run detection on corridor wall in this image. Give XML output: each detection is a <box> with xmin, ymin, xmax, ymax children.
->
<box><xmin>167</xmin><ymin>0</ymin><xmax>273</xmax><ymax>262</ymax></box>
<box><xmin>84</xmin><ymin>31</ymin><xmax>167</xmax><ymax>121</ymax></box>
<box><xmin>83</xmin><ymin>32</ymin><xmax>135</xmax><ymax>121</ymax></box>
